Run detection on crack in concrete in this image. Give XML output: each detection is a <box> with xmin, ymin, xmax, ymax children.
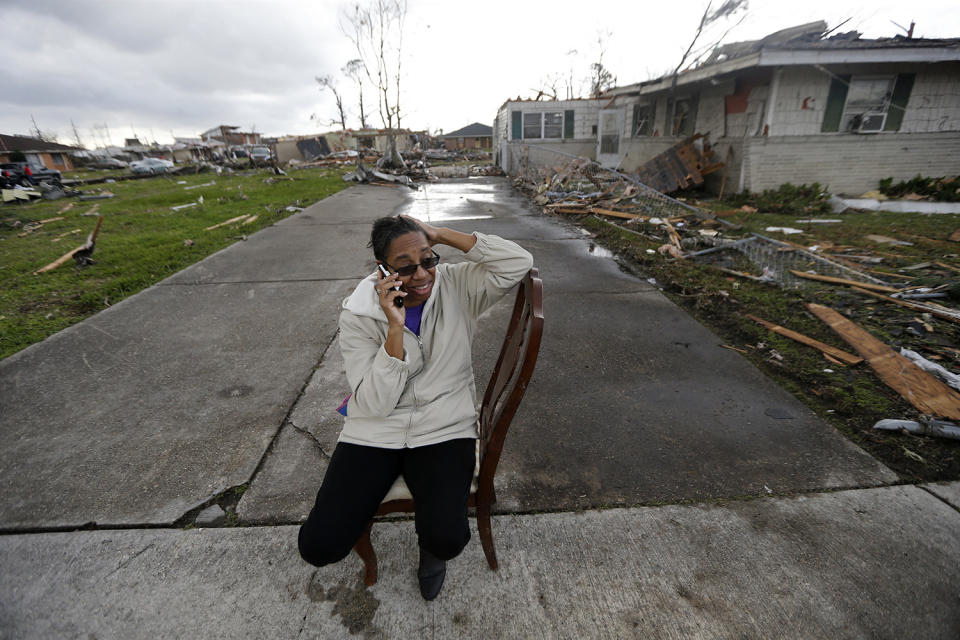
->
<box><xmin>101</xmin><ymin>542</ymin><xmax>155</xmax><ymax>580</ymax></box>
<box><xmin>288</xmin><ymin>421</ymin><xmax>330</xmax><ymax>459</ymax></box>
<box><xmin>918</xmin><ymin>485</ymin><xmax>960</xmax><ymax>513</ymax></box>
<box><xmin>232</xmin><ymin>334</ymin><xmax>341</xmax><ymax>518</ymax></box>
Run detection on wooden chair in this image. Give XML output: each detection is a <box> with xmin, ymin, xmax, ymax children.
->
<box><xmin>353</xmin><ymin>268</ymin><xmax>544</xmax><ymax>586</ymax></box>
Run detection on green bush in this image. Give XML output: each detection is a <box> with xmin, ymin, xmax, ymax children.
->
<box><xmin>878</xmin><ymin>175</ymin><xmax>960</xmax><ymax>202</ymax></box>
<box><xmin>724</xmin><ymin>182</ymin><xmax>832</xmax><ymax>215</ymax></box>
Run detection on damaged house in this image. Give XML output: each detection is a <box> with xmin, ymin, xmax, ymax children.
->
<box><xmin>497</xmin><ymin>22</ymin><xmax>960</xmax><ymax>196</ymax></box>
<box><xmin>0</xmin><ymin>134</ymin><xmax>82</xmax><ymax>172</ymax></box>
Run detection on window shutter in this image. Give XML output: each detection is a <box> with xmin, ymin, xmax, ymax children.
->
<box><xmin>511</xmin><ymin>111</ymin><xmax>522</xmax><ymax>139</ymax></box>
<box><xmin>632</xmin><ymin>105</ymin><xmax>639</xmax><ymax>137</ymax></box>
<box><xmin>563</xmin><ymin>110</ymin><xmax>574</xmax><ymax>138</ymax></box>
<box><xmin>883</xmin><ymin>73</ymin><xmax>915</xmax><ymax>131</ymax></box>
<box><xmin>821</xmin><ymin>75</ymin><xmax>851</xmax><ymax>132</ymax></box>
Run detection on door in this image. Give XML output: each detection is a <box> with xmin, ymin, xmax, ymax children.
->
<box><xmin>596</xmin><ymin>109</ymin><xmax>624</xmax><ymax>168</ymax></box>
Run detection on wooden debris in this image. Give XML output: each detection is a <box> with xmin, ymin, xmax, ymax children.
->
<box><xmin>35</xmin><ymin>216</ymin><xmax>103</xmax><ymax>275</ymax></box>
<box><xmin>788</xmin><ymin>270</ymin><xmax>898</xmax><ymax>293</ymax></box>
<box><xmin>807</xmin><ymin>303</ymin><xmax>960</xmax><ymax>420</ymax></box>
<box><xmin>849</xmin><ymin>287</ymin><xmax>960</xmax><ymax>325</ymax></box>
<box><xmin>720</xmin><ymin>344</ymin><xmax>747</xmax><ymax>354</ymax></box>
<box><xmin>588</xmin><ymin>207</ymin><xmax>640</xmax><ymax>220</ymax></box>
<box><xmin>52</xmin><ymin>229</ymin><xmax>82</xmax><ymax>242</ymax></box>
<box><xmin>55</xmin><ymin>202</ymin><xmax>75</xmax><ymax>215</ymax></box>
<box><xmin>241</xmin><ymin>215</ymin><xmax>258</xmax><ymax>225</ymax></box>
<box><xmin>934</xmin><ymin>261</ymin><xmax>960</xmax><ymax>273</ymax></box>
<box><xmin>948</xmin><ymin>229</ymin><xmax>960</xmax><ymax>242</ymax></box>
<box><xmin>205</xmin><ymin>214</ymin><xmax>253</xmax><ymax>231</ymax></box>
<box><xmin>748</xmin><ymin>315</ymin><xmax>863</xmax><ymax>365</ymax></box>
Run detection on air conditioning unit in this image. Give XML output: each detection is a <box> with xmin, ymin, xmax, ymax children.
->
<box><xmin>854</xmin><ymin>111</ymin><xmax>886</xmax><ymax>133</ymax></box>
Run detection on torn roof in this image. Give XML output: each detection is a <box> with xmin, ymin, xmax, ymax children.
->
<box><xmin>605</xmin><ymin>21</ymin><xmax>960</xmax><ymax>98</ymax></box>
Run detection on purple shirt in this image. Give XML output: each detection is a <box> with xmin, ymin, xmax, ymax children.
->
<box><xmin>404</xmin><ymin>301</ymin><xmax>425</xmax><ymax>336</ymax></box>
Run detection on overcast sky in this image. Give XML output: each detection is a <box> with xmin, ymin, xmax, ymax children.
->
<box><xmin>2</xmin><ymin>0</ymin><xmax>957</xmax><ymax>147</ymax></box>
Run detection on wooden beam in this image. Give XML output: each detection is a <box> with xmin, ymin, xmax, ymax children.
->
<box><xmin>807</xmin><ymin>303</ymin><xmax>960</xmax><ymax>420</ymax></box>
<box><xmin>588</xmin><ymin>207</ymin><xmax>641</xmax><ymax>220</ymax></box>
<box><xmin>748</xmin><ymin>315</ymin><xmax>863</xmax><ymax>365</ymax></box>
<box><xmin>789</xmin><ymin>270</ymin><xmax>898</xmax><ymax>293</ymax></box>
<box><xmin>849</xmin><ymin>286</ymin><xmax>960</xmax><ymax>325</ymax></box>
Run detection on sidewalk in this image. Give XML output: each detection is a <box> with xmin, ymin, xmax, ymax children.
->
<box><xmin>1</xmin><ymin>179</ymin><xmax>958</xmax><ymax>638</ymax></box>
<box><xmin>2</xmin><ymin>485</ymin><xmax>958</xmax><ymax>638</ymax></box>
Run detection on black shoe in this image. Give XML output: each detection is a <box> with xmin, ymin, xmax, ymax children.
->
<box><xmin>417</xmin><ymin>547</ymin><xmax>446</xmax><ymax>601</ymax></box>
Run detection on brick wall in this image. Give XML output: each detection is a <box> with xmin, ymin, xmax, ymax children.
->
<box><xmin>742</xmin><ymin>131</ymin><xmax>960</xmax><ymax>195</ymax></box>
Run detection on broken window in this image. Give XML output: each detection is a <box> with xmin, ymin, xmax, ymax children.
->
<box><xmin>359</xmin><ymin>137</ymin><xmax>375</xmax><ymax>149</ymax></box>
<box><xmin>668</xmin><ymin>97</ymin><xmax>698</xmax><ymax>136</ymax></box>
<box><xmin>841</xmin><ymin>76</ymin><xmax>895</xmax><ymax>132</ymax></box>
<box><xmin>543</xmin><ymin>112</ymin><xmax>563</xmax><ymax>138</ymax></box>
<box><xmin>633</xmin><ymin>104</ymin><xmax>655</xmax><ymax>136</ymax></box>
<box><xmin>523</xmin><ymin>113</ymin><xmax>542</xmax><ymax>139</ymax></box>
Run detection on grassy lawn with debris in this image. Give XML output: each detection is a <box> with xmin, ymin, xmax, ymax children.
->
<box><xmin>571</xmin><ymin>207</ymin><xmax>959</xmax><ymax>484</ymax></box>
<box><xmin>0</xmin><ymin>167</ymin><xmax>349</xmax><ymax>360</ymax></box>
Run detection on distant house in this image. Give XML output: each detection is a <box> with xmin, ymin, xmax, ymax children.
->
<box><xmin>440</xmin><ymin>123</ymin><xmax>492</xmax><ymax>150</ymax></box>
<box><xmin>274</xmin><ymin>128</ymin><xmax>425</xmax><ymax>164</ymax></box>
<box><xmin>0</xmin><ymin>134</ymin><xmax>82</xmax><ymax>172</ymax></box>
<box><xmin>200</xmin><ymin>125</ymin><xmax>262</xmax><ymax>147</ymax></box>
<box><xmin>496</xmin><ymin>22</ymin><xmax>960</xmax><ymax>196</ymax></box>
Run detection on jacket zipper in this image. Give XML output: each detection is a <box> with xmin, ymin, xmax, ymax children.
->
<box><xmin>402</xmin><ymin>328</ymin><xmax>425</xmax><ymax>446</ymax></box>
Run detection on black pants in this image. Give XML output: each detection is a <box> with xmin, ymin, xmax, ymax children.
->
<box><xmin>297</xmin><ymin>438</ymin><xmax>475</xmax><ymax>567</ymax></box>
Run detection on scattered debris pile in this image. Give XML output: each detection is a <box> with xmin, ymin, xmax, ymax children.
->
<box><xmin>342</xmin><ymin>163</ymin><xmax>418</xmax><ymax>189</ymax></box>
<box><xmin>513</xmin><ymin>153</ymin><xmax>736</xmax><ymax>259</ymax></box>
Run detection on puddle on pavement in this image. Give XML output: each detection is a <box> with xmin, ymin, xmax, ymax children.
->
<box><xmin>587</xmin><ymin>243</ymin><xmax>614</xmax><ymax>259</ymax></box>
<box><xmin>402</xmin><ymin>180</ymin><xmax>497</xmax><ymax>223</ymax></box>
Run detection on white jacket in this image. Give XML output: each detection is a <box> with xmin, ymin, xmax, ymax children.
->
<box><xmin>338</xmin><ymin>232</ymin><xmax>534</xmax><ymax>448</ymax></box>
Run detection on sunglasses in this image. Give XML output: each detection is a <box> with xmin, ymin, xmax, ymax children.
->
<box><xmin>382</xmin><ymin>250</ymin><xmax>440</xmax><ymax>277</ymax></box>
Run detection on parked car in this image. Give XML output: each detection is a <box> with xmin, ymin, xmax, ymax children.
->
<box><xmin>229</xmin><ymin>146</ymin><xmax>249</xmax><ymax>159</ymax></box>
<box><xmin>249</xmin><ymin>145</ymin><xmax>272</xmax><ymax>162</ymax></box>
<box><xmin>0</xmin><ymin>162</ymin><xmax>62</xmax><ymax>186</ymax></box>
<box><xmin>129</xmin><ymin>158</ymin><xmax>174</xmax><ymax>174</ymax></box>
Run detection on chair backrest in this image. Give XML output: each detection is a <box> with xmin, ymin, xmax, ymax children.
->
<box><xmin>476</xmin><ymin>268</ymin><xmax>544</xmax><ymax>495</ymax></box>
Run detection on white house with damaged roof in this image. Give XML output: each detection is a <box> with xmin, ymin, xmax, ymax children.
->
<box><xmin>496</xmin><ymin>22</ymin><xmax>960</xmax><ymax>196</ymax></box>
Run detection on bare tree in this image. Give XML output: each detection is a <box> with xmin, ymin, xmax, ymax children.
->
<box><xmin>342</xmin><ymin>58</ymin><xmax>369</xmax><ymax>128</ymax></box>
<box><xmin>564</xmin><ymin>49</ymin><xmax>579</xmax><ymax>99</ymax></box>
<box><xmin>70</xmin><ymin>120</ymin><xmax>85</xmax><ymax>149</ymax></box>
<box><xmin>30</xmin><ymin>115</ymin><xmax>57</xmax><ymax>143</ymax></box>
<box><xmin>671</xmin><ymin>1</ymin><xmax>747</xmax><ymax>89</ymax></box>
<box><xmin>315</xmin><ymin>75</ymin><xmax>348</xmax><ymax>130</ymax></box>
<box><xmin>589</xmin><ymin>32</ymin><xmax>616</xmax><ymax>98</ymax></box>
<box><xmin>340</xmin><ymin>0</ymin><xmax>408</xmax><ymax>168</ymax></box>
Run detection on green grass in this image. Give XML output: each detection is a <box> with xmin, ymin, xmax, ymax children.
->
<box><xmin>0</xmin><ymin>166</ymin><xmax>350</xmax><ymax>359</ymax></box>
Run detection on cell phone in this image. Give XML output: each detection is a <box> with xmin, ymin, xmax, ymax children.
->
<box><xmin>378</xmin><ymin>264</ymin><xmax>404</xmax><ymax>307</ymax></box>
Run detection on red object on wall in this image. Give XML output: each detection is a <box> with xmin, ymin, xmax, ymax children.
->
<box><xmin>725</xmin><ymin>91</ymin><xmax>750</xmax><ymax>114</ymax></box>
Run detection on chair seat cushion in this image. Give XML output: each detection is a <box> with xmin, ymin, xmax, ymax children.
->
<box><xmin>380</xmin><ymin>439</ymin><xmax>480</xmax><ymax>503</ymax></box>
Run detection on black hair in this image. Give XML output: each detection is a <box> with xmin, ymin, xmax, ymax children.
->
<box><xmin>368</xmin><ymin>216</ymin><xmax>426</xmax><ymax>262</ymax></box>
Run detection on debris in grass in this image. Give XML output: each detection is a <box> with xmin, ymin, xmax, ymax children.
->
<box><xmin>184</xmin><ymin>180</ymin><xmax>216</xmax><ymax>190</ymax></box>
<box><xmin>765</xmin><ymin>227</ymin><xmax>804</xmax><ymax>234</ymax></box>
<box><xmin>899</xmin><ymin>348</ymin><xmax>960</xmax><ymax>391</ymax></box>
<box><xmin>205</xmin><ymin>214</ymin><xmax>254</xmax><ymax>231</ymax></box>
<box><xmin>34</xmin><ymin>216</ymin><xmax>103</xmax><ymax>275</ymax></box>
<box><xmin>748</xmin><ymin>314</ymin><xmax>862</xmax><ymax>365</ymax></box>
<box><xmin>874</xmin><ymin>418</ymin><xmax>960</xmax><ymax>441</ymax></box>
<box><xmin>183</xmin><ymin>239</ymin><xmax>194</xmax><ymax>247</ymax></box>
<box><xmin>807</xmin><ymin>303</ymin><xmax>960</xmax><ymax>420</ymax></box>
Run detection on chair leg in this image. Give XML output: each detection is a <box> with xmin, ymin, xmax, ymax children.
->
<box><xmin>353</xmin><ymin>521</ymin><xmax>378</xmax><ymax>586</ymax></box>
<box><xmin>477</xmin><ymin>502</ymin><xmax>498</xmax><ymax>571</ymax></box>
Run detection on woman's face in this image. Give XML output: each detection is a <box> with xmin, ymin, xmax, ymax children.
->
<box><xmin>382</xmin><ymin>231</ymin><xmax>435</xmax><ymax>307</ymax></box>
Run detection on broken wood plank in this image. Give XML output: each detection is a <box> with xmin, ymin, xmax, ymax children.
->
<box><xmin>748</xmin><ymin>314</ymin><xmax>863</xmax><ymax>365</ymax></box>
<box><xmin>849</xmin><ymin>286</ymin><xmax>960</xmax><ymax>325</ymax></box>
<box><xmin>205</xmin><ymin>214</ymin><xmax>253</xmax><ymax>231</ymax></box>
<box><xmin>546</xmin><ymin>201</ymin><xmax>587</xmax><ymax>209</ymax></box>
<box><xmin>241</xmin><ymin>215</ymin><xmax>258</xmax><ymax>226</ymax></box>
<box><xmin>587</xmin><ymin>207</ymin><xmax>640</xmax><ymax>220</ymax></box>
<box><xmin>934</xmin><ymin>261</ymin><xmax>960</xmax><ymax>273</ymax></box>
<box><xmin>807</xmin><ymin>303</ymin><xmax>960</xmax><ymax>420</ymax></box>
<box><xmin>788</xmin><ymin>270</ymin><xmax>898</xmax><ymax>293</ymax></box>
<box><xmin>34</xmin><ymin>217</ymin><xmax>103</xmax><ymax>275</ymax></box>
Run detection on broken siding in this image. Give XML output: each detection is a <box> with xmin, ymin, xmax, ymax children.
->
<box><xmin>900</xmin><ymin>67</ymin><xmax>960</xmax><ymax>133</ymax></box>
<box><xmin>769</xmin><ymin>68</ymin><xmax>832</xmax><ymax>136</ymax></box>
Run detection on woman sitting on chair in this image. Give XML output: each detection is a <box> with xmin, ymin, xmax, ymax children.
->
<box><xmin>298</xmin><ymin>215</ymin><xmax>533</xmax><ymax>600</ymax></box>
